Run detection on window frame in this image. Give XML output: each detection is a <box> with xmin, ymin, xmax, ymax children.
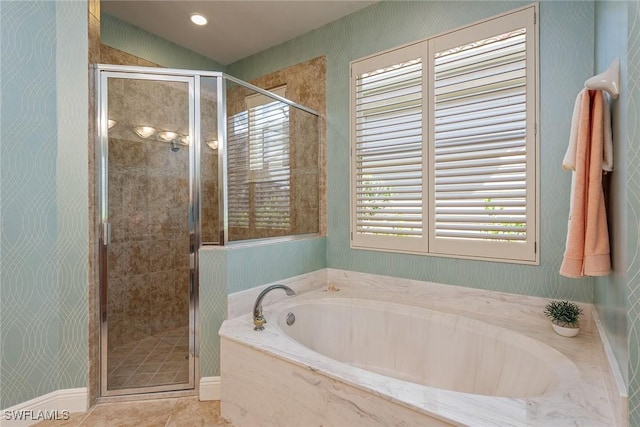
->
<box><xmin>349</xmin><ymin>4</ymin><xmax>539</xmax><ymax>264</ymax></box>
<box><xmin>350</xmin><ymin>41</ymin><xmax>428</xmax><ymax>254</ymax></box>
<box><xmin>227</xmin><ymin>85</ymin><xmax>292</xmax><ymax>232</ymax></box>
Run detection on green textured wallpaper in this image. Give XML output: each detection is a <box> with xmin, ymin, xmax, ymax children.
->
<box><xmin>199</xmin><ymin>237</ymin><xmax>326</xmax><ymax>377</ymax></box>
<box><xmin>228</xmin><ymin>1</ymin><xmax>595</xmax><ymax>301</ymax></box>
<box><xmin>625</xmin><ymin>2</ymin><xmax>640</xmax><ymax>424</ymax></box>
<box><xmin>593</xmin><ymin>0</ymin><xmax>629</xmax><ymax>388</ymax></box>
<box><xmin>0</xmin><ymin>0</ymin><xmax>88</xmax><ymax>409</ymax></box>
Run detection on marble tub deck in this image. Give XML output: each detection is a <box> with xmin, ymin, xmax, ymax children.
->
<box><xmin>220</xmin><ymin>269</ymin><xmax>626</xmax><ymax>426</ymax></box>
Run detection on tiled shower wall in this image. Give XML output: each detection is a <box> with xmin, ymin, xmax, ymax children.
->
<box><xmin>251</xmin><ymin>56</ymin><xmax>326</xmax><ymax>237</ymax></box>
<box><xmin>223</xmin><ymin>56</ymin><xmax>326</xmax><ymax>241</ymax></box>
<box><xmin>200</xmin><ymin>80</ymin><xmax>220</xmax><ymax>244</ymax></box>
<box><xmin>106</xmin><ymin>79</ymin><xmax>191</xmax><ymax>348</ymax></box>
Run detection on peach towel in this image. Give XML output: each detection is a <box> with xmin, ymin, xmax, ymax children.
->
<box><xmin>560</xmin><ymin>89</ymin><xmax>611</xmax><ymax>278</ymax></box>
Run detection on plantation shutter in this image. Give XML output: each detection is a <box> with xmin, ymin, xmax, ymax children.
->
<box><xmin>350</xmin><ymin>6</ymin><xmax>537</xmax><ymax>263</ymax></box>
<box><xmin>429</xmin><ymin>9</ymin><xmax>536</xmax><ymax>261</ymax></box>
<box><xmin>351</xmin><ymin>43</ymin><xmax>427</xmax><ymax>252</ymax></box>
<box><xmin>246</xmin><ymin>86</ymin><xmax>290</xmax><ymax>230</ymax></box>
<box><xmin>227</xmin><ymin>111</ymin><xmax>249</xmax><ymax>228</ymax></box>
<box><xmin>227</xmin><ymin>86</ymin><xmax>290</xmax><ymax>231</ymax></box>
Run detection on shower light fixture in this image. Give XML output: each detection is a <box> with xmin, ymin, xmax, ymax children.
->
<box><xmin>157</xmin><ymin>131</ymin><xmax>178</xmax><ymax>142</ymax></box>
<box><xmin>133</xmin><ymin>125</ymin><xmax>156</xmax><ymax>139</ymax></box>
<box><xmin>190</xmin><ymin>13</ymin><xmax>208</xmax><ymax>26</ymax></box>
<box><xmin>108</xmin><ymin>119</ymin><xmax>117</xmax><ymax>129</ymax></box>
<box><xmin>206</xmin><ymin>139</ymin><xmax>219</xmax><ymax>150</ymax></box>
<box><xmin>178</xmin><ymin>135</ymin><xmax>190</xmax><ymax>146</ymax></box>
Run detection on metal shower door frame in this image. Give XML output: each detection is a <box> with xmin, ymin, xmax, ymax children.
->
<box><xmin>96</xmin><ymin>66</ymin><xmax>201</xmax><ymax>398</ymax></box>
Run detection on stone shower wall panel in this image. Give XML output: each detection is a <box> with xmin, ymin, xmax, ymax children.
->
<box><xmin>201</xmin><ymin>80</ymin><xmax>220</xmax><ymax>243</ymax></box>
<box><xmin>106</xmin><ymin>78</ymin><xmax>191</xmax><ymax>348</ymax></box>
<box><xmin>224</xmin><ymin>56</ymin><xmax>326</xmax><ymax>241</ymax></box>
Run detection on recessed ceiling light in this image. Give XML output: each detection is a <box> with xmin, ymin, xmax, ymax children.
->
<box><xmin>190</xmin><ymin>14</ymin><xmax>208</xmax><ymax>26</ymax></box>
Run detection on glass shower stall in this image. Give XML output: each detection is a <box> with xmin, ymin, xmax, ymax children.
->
<box><xmin>95</xmin><ymin>65</ymin><xmax>320</xmax><ymax>397</ymax></box>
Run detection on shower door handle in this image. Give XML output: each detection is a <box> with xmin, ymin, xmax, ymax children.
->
<box><xmin>102</xmin><ymin>222</ymin><xmax>111</xmax><ymax>246</ymax></box>
<box><xmin>189</xmin><ymin>232</ymin><xmax>196</xmax><ymax>269</ymax></box>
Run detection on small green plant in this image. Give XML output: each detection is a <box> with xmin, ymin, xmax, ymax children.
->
<box><xmin>544</xmin><ymin>300</ymin><xmax>583</xmax><ymax>328</ymax></box>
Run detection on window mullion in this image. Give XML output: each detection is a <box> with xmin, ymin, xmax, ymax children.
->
<box><xmin>426</xmin><ymin>39</ymin><xmax>434</xmax><ymax>254</ymax></box>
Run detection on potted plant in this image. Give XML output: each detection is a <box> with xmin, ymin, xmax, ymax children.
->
<box><xmin>544</xmin><ymin>300</ymin><xmax>583</xmax><ymax>337</ymax></box>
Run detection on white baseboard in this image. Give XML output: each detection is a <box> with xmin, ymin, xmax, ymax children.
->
<box><xmin>199</xmin><ymin>376</ymin><xmax>221</xmax><ymax>401</ymax></box>
<box><xmin>1</xmin><ymin>388</ymin><xmax>87</xmax><ymax>427</ymax></box>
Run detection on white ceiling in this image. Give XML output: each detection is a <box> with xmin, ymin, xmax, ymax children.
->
<box><xmin>101</xmin><ymin>1</ymin><xmax>378</xmax><ymax>65</ymax></box>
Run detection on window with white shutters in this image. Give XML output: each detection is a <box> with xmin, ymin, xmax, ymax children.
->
<box><xmin>227</xmin><ymin>86</ymin><xmax>291</xmax><ymax>232</ymax></box>
<box><xmin>350</xmin><ymin>6</ymin><xmax>537</xmax><ymax>263</ymax></box>
<box><xmin>351</xmin><ymin>43</ymin><xmax>427</xmax><ymax>253</ymax></box>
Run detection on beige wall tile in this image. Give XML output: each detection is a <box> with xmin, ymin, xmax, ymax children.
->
<box><xmin>222</xmin><ymin>56</ymin><xmax>327</xmax><ymax>240</ymax></box>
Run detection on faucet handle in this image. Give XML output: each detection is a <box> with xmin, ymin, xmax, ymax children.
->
<box><xmin>254</xmin><ymin>315</ymin><xmax>266</xmax><ymax>331</ymax></box>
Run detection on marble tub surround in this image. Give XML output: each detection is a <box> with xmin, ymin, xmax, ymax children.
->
<box><xmin>220</xmin><ymin>269</ymin><xmax>624</xmax><ymax>426</ymax></box>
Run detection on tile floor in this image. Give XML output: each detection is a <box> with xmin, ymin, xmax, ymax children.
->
<box><xmin>108</xmin><ymin>327</ymin><xmax>190</xmax><ymax>390</ymax></box>
<box><xmin>31</xmin><ymin>397</ymin><xmax>233</xmax><ymax>427</ymax></box>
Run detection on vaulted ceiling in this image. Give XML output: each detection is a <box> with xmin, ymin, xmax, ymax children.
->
<box><xmin>101</xmin><ymin>1</ymin><xmax>377</xmax><ymax>65</ymax></box>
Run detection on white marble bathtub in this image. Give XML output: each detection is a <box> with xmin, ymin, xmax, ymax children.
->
<box><xmin>279</xmin><ymin>298</ymin><xmax>579</xmax><ymax>399</ymax></box>
<box><xmin>219</xmin><ymin>269</ymin><xmax>625</xmax><ymax>426</ymax></box>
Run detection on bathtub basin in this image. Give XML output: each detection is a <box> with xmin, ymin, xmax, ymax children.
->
<box><xmin>278</xmin><ymin>298</ymin><xmax>577</xmax><ymax>398</ymax></box>
<box><xmin>220</xmin><ymin>276</ymin><xmax>621</xmax><ymax>426</ymax></box>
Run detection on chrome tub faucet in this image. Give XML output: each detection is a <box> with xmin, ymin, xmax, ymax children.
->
<box><xmin>253</xmin><ymin>284</ymin><xmax>296</xmax><ymax>331</ymax></box>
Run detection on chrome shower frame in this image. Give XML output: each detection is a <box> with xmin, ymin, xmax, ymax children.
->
<box><xmin>95</xmin><ymin>64</ymin><xmax>319</xmax><ymax>398</ymax></box>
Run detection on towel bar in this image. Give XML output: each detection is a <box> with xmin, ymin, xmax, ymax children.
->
<box><xmin>585</xmin><ymin>58</ymin><xmax>620</xmax><ymax>99</ymax></box>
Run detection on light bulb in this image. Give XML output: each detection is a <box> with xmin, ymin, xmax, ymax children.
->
<box><xmin>133</xmin><ymin>126</ymin><xmax>156</xmax><ymax>139</ymax></box>
<box><xmin>157</xmin><ymin>131</ymin><xmax>178</xmax><ymax>142</ymax></box>
<box><xmin>190</xmin><ymin>14</ymin><xmax>207</xmax><ymax>26</ymax></box>
<box><xmin>178</xmin><ymin>135</ymin><xmax>190</xmax><ymax>146</ymax></box>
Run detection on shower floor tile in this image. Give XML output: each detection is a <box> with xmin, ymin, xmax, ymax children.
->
<box><xmin>106</xmin><ymin>326</ymin><xmax>190</xmax><ymax>391</ymax></box>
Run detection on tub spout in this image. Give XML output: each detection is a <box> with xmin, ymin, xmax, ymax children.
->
<box><xmin>253</xmin><ymin>284</ymin><xmax>296</xmax><ymax>331</ymax></box>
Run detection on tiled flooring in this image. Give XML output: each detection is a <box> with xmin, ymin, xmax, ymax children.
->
<box><xmin>31</xmin><ymin>397</ymin><xmax>233</xmax><ymax>427</ymax></box>
<box><xmin>108</xmin><ymin>327</ymin><xmax>190</xmax><ymax>390</ymax></box>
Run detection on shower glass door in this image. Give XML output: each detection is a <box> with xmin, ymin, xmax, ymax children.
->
<box><xmin>99</xmin><ymin>72</ymin><xmax>196</xmax><ymax>396</ymax></box>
